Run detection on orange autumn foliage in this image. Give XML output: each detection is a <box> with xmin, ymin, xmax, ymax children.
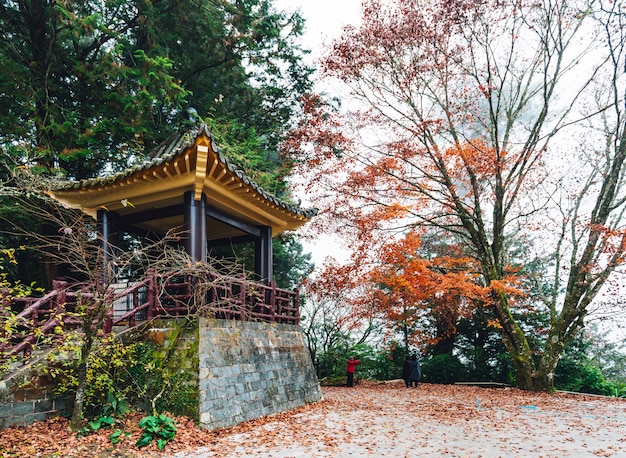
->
<box><xmin>305</xmin><ymin>229</ymin><xmax>491</xmax><ymax>347</ymax></box>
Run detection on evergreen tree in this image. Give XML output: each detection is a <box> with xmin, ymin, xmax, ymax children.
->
<box><xmin>0</xmin><ymin>0</ymin><xmax>312</xmax><ymax>184</ymax></box>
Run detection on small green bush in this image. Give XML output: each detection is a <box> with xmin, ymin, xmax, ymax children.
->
<box><xmin>47</xmin><ymin>336</ymin><xmax>159</xmax><ymax>417</ymax></box>
<box><xmin>421</xmin><ymin>354</ymin><xmax>469</xmax><ymax>384</ymax></box>
<box><xmin>77</xmin><ymin>414</ymin><xmax>115</xmax><ymax>437</ymax></box>
<box><xmin>348</xmin><ymin>344</ymin><xmax>400</xmax><ymax>381</ymax></box>
<box><xmin>555</xmin><ymin>360</ymin><xmax>616</xmax><ymax>396</ymax></box>
<box><xmin>316</xmin><ymin>343</ymin><xmax>408</xmax><ymax>382</ymax></box>
<box><xmin>154</xmin><ymin>371</ymin><xmax>198</xmax><ymax>418</ymax></box>
<box><xmin>136</xmin><ymin>413</ymin><xmax>177</xmax><ymax>451</ymax></box>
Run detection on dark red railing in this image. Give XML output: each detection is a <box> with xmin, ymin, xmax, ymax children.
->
<box><xmin>0</xmin><ymin>279</ymin><xmax>96</xmax><ymax>360</ymax></box>
<box><xmin>1</xmin><ymin>270</ymin><xmax>300</xmax><ymax>361</ymax></box>
<box><xmin>104</xmin><ymin>270</ymin><xmax>300</xmax><ymax>331</ymax></box>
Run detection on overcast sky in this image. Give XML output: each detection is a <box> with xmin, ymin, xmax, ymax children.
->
<box><xmin>273</xmin><ymin>1</ymin><xmax>364</xmax><ymax>266</ymax></box>
<box><xmin>275</xmin><ymin>0</ymin><xmax>363</xmax><ymax>61</ymax></box>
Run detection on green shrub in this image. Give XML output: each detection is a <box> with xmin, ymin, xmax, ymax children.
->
<box><xmin>47</xmin><ymin>336</ymin><xmax>160</xmax><ymax>417</ymax></box>
<box><xmin>555</xmin><ymin>360</ymin><xmax>615</xmax><ymax>395</ymax></box>
<box><xmin>136</xmin><ymin>413</ymin><xmax>177</xmax><ymax>451</ymax></box>
<box><xmin>614</xmin><ymin>384</ymin><xmax>626</xmax><ymax>398</ymax></box>
<box><xmin>316</xmin><ymin>347</ymin><xmax>351</xmax><ymax>379</ymax></box>
<box><xmin>421</xmin><ymin>354</ymin><xmax>469</xmax><ymax>384</ymax></box>
<box><xmin>316</xmin><ymin>343</ymin><xmax>408</xmax><ymax>382</ymax></box>
<box><xmin>154</xmin><ymin>371</ymin><xmax>198</xmax><ymax>418</ymax></box>
<box><xmin>349</xmin><ymin>344</ymin><xmax>401</xmax><ymax>381</ymax></box>
<box><xmin>77</xmin><ymin>414</ymin><xmax>115</xmax><ymax>437</ymax></box>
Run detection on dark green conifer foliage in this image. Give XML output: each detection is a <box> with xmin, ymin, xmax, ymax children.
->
<box><xmin>0</xmin><ymin>0</ymin><xmax>312</xmax><ymax>185</ymax></box>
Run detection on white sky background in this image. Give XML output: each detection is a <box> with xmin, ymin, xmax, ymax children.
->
<box><xmin>275</xmin><ymin>0</ymin><xmax>363</xmax><ymax>267</ymax></box>
<box><xmin>275</xmin><ymin>0</ymin><xmax>362</xmax><ymax>61</ymax></box>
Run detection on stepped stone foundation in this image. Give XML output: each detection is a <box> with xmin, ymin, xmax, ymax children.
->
<box><xmin>0</xmin><ymin>373</ymin><xmax>70</xmax><ymax>428</ymax></box>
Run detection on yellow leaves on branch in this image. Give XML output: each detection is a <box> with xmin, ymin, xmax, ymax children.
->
<box><xmin>487</xmin><ymin>318</ymin><xmax>503</xmax><ymax>329</ymax></box>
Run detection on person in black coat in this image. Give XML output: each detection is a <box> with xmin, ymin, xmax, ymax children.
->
<box><xmin>407</xmin><ymin>354</ymin><xmax>421</xmax><ymax>387</ymax></box>
<box><xmin>401</xmin><ymin>354</ymin><xmax>411</xmax><ymax>388</ymax></box>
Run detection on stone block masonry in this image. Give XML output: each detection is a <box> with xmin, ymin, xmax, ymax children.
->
<box><xmin>198</xmin><ymin>318</ymin><xmax>322</xmax><ymax>430</ymax></box>
<box><xmin>0</xmin><ymin>376</ymin><xmax>70</xmax><ymax>428</ymax></box>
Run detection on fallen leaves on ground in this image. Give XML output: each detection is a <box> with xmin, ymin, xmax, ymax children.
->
<box><xmin>1</xmin><ymin>381</ymin><xmax>625</xmax><ymax>457</ymax></box>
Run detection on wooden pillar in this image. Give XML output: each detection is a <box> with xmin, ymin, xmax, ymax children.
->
<box><xmin>184</xmin><ymin>191</ymin><xmax>207</xmax><ymax>262</ymax></box>
<box><xmin>255</xmin><ymin>225</ymin><xmax>273</xmax><ymax>284</ymax></box>
<box><xmin>97</xmin><ymin>209</ymin><xmax>119</xmax><ymax>283</ymax></box>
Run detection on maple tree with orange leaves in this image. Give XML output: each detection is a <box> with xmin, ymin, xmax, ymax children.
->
<box><xmin>366</xmin><ymin>231</ymin><xmax>485</xmax><ymax>348</ymax></box>
<box><xmin>285</xmin><ymin>0</ymin><xmax>626</xmax><ymax>391</ymax></box>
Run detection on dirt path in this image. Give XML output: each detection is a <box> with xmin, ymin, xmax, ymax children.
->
<box><xmin>173</xmin><ymin>382</ymin><xmax>626</xmax><ymax>458</ymax></box>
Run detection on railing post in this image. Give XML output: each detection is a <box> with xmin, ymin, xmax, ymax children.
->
<box><xmin>294</xmin><ymin>287</ymin><xmax>300</xmax><ymax>326</ymax></box>
<box><xmin>269</xmin><ymin>282</ymin><xmax>277</xmax><ymax>323</ymax></box>
<box><xmin>207</xmin><ymin>272</ymin><xmax>216</xmax><ymax>314</ymax></box>
<box><xmin>130</xmin><ymin>289</ymin><xmax>138</xmax><ymax>327</ymax></box>
<box><xmin>147</xmin><ymin>268</ymin><xmax>156</xmax><ymax>320</ymax></box>
<box><xmin>239</xmin><ymin>278</ymin><xmax>247</xmax><ymax>321</ymax></box>
<box><xmin>103</xmin><ymin>309</ymin><xmax>113</xmax><ymax>335</ymax></box>
<box><xmin>53</xmin><ymin>279</ymin><xmax>67</xmax><ymax>311</ymax></box>
<box><xmin>31</xmin><ymin>303</ymin><xmax>39</xmax><ymax>328</ymax></box>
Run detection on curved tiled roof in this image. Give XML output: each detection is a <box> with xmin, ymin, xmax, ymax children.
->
<box><xmin>52</xmin><ymin>124</ymin><xmax>317</xmax><ymax>221</ymax></box>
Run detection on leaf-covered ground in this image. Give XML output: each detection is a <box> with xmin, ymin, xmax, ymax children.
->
<box><xmin>1</xmin><ymin>382</ymin><xmax>625</xmax><ymax>457</ymax></box>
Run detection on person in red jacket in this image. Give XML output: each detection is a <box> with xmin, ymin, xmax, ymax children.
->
<box><xmin>346</xmin><ymin>356</ymin><xmax>361</xmax><ymax>387</ymax></box>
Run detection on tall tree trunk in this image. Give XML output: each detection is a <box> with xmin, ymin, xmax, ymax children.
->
<box><xmin>534</xmin><ymin>342</ymin><xmax>562</xmax><ymax>392</ymax></box>
<box><xmin>69</xmin><ymin>331</ymin><xmax>94</xmax><ymax>431</ymax></box>
<box><xmin>499</xmin><ymin>329</ymin><xmax>537</xmax><ymax>390</ymax></box>
<box><xmin>491</xmin><ymin>292</ymin><xmax>539</xmax><ymax>390</ymax></box>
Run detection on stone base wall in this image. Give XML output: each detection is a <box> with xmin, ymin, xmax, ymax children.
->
<box><xmin>0</xmin><ymin>375</ymin><xmax>70</xmax><ymax>428</ymax></box>
<box><xmin>198</xmin><ymin>318</ymin><xmax>322</xmax><ymax>429</ymax></box>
